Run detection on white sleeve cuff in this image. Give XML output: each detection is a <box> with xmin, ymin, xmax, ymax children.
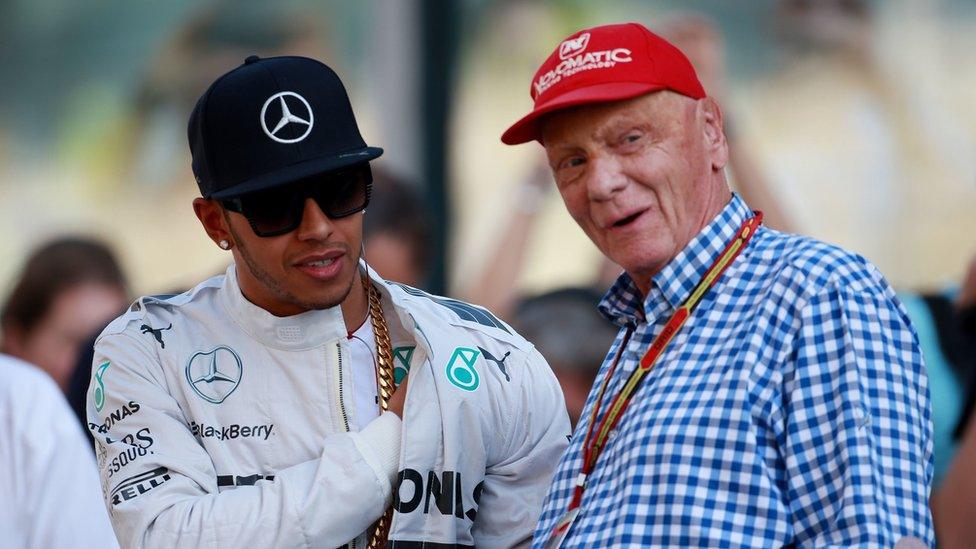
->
<box><xmin>349</xmin><ymin>411</ymin><xmax>402</xmax><ymax>491</ymax></box>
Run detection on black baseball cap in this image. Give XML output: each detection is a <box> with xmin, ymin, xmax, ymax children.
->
<box><xmin>188</xmin><ymin>55</ymin><xmax>383</xmax><ymax>199</ymax></box>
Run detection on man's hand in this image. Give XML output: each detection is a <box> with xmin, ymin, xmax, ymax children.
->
<box><xmin>387</xmin><ymin>374</ymin><xmax>408</xmax><ymax>418</ymax></box>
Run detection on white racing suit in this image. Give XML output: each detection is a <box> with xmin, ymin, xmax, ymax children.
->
<box><xmin>88</xmin><ymin>264</ymin><xmax>570</xmax><ymax>548</ymax></box>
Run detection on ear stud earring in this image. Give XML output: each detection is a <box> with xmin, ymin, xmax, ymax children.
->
<box><xmin>219</xmin><ymin>240</ymin><xmax>230</xmax><ymax>250</ymax></box>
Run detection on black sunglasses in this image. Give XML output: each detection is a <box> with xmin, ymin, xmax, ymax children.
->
<box><xmin>221</xmin><ymin>163</ymin><xmax>372</xmax><ymax>237</ymax></box>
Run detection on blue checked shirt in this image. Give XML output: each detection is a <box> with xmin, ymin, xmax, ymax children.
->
<box><xmin>533</xmin><ymin>194</ymin><xmax>933</xmax><ymax>547</ymax></box>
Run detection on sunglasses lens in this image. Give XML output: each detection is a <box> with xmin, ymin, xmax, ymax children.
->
<box><xmin>235</xmin><ymin>189</ymin><xmax>301</xmax><ymax>236</ymax></box>
<box><xmin>318</xmin><ymin>165</ymin><xmax>371</xmax><ymax>218</ymax></box>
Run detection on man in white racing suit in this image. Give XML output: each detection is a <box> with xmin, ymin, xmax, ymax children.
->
<box><xmin>88</xmin><ymin>55</ymin><xmax>570</xmax><ymax>549</ymax></box>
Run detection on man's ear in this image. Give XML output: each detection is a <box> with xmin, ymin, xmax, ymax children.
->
<box><xmin>700</xmin><ymin>97</ymin><xmax>729</xmax><ymax>172</ymax></box>
<box><xmin>192</xmin><ymin>198</ymin><xmax>232</xmax><ymax>247</ymax></box>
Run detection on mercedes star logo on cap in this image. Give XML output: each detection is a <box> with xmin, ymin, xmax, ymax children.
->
<box><xmin>261</xmin><ymin>91</ymin><xmax>314</xmax><ymax>144</ymax></box>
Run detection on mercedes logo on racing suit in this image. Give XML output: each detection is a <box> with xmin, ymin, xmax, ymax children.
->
<box><xmin>185</xmin><ymin>346</ymin><xmax>243</xmax><ymax>404</ymax></box>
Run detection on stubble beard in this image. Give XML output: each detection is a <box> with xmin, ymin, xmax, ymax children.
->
<box><xmin>230</xmin><ymin>225</ymin><xmax>359</xmax><ymax>312</ymax></box>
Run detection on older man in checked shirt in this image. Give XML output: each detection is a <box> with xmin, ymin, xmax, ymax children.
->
<box><xmin>502</xmin><ymin>22</ymin><xmax>933</xmax><ymax>547</ymax></box>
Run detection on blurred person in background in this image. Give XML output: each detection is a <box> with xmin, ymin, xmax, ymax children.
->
<box><xmin>463</xmin><ymin>164</ymin><xmax>553</xmax><ymax>318</ymax></box>
<box><xmin>924</xmin><ymin>250</ymin><xmax>976</xmax><ymax>548</ymax></box>
<box><xmin>899</xmin><ymin>287</ymin><xmax>976</xmax><ymax>491</ymax></box>
<box><xmin>363</xmin><ymin>167</ymin><xmax>433</xmax><ymax>288</ymax></box>
<box><xmin>90</xmin><ymin>55</ymin><xmax>568</xmax><ymax>548</ymax></box>
<box><xmin>512</xmin><ymin>287</ymin><xmax>617</xmax><ymax>428</ymax></box>
<box><xmin>936</xmin><ymin>415</ymin><xmax>976</xmax><ymax>549</ymax></box>
<box><xmin>0</xmin><ymin>353</ymin><xmax>119</xmax><ymax>548</ymax></box>
<box><xmin>759</xmin><ymin>0</ymin><xmax>976</xmax><ymax>288</ymax></box>
<box><xmin>503</xmin><ymin>22</ymin><xmax>932</xmax><ymax>547</ymax></box>
<box><xmin>659</xmin><ymin>13</ymin><xmax>795</xmax><ymax>235</ymax></box>
<box><xmin>1</xmin><ymin>237</ymin><xmax>129</xmax><ymax>391</ymax></box>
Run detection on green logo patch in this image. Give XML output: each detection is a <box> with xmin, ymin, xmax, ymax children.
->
<box><xmin>445</xmin><ymin>347</ymin><xmax>480</xmax><ymax>392</ymax></box>
<box><xmin>393</xmin><ymin>346</ymin><xmax>415</xmax><ymax>386</ymax></box>
<box><xmin>93</xmin><ymin>361</ymin><xmax>111</xmax><ymax>412</ymax></box>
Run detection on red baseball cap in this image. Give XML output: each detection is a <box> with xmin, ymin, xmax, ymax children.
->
<box><xmin>501</xmin><ymin>22</ymin><xmax>706</xmax><ymax>145</ymax></box>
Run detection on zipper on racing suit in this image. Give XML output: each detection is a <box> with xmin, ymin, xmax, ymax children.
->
<box><xmin>335</xmin><ymin>342</ymin><xmax>357</xmax><ymax>549</ymax></box>
<box><xmin>335</xmin><ymin>342</ymin><xmax>351</xmax><ymax>432</ymax></box>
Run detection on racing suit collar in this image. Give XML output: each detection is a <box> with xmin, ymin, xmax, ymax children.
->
<box><xmin>218</xmin><ymin>264</ymin><xmax>348</xmax><ymax>350</ymax></box>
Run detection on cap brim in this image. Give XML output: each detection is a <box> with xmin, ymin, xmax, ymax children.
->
<box><xmin>501</xmin><ymin>82</ymin><xmax>666</xmax><ymax>145</ymax></box>
<box><xmin>208</xmin><ymin>146</ymin><xmax>384</xmax><ymax>199</ymax></box>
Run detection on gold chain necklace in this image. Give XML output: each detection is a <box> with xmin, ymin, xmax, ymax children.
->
<box><xmin>365</xmin><ymin>277</ymin><xmax>396</xmax><ymax>549</ymax></box>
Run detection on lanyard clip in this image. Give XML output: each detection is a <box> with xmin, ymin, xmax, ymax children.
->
<box><xmin>574</xmin><ymin>473</ymin><xmax>587</xmax><ymax>489</ymax></box>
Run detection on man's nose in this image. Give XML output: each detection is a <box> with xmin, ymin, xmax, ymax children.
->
<box><xmin>295</xmin><ymin>198</ymin><xmax>335</xmax><ymax>241</ymax></box>
<box><xmin>586</xmin><ymin>156</ymin><xmax>628</xmax><ymax>202</ymax></box>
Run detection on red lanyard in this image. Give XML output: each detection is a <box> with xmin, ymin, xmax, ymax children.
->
<box><xmin>555</xmin><ymin>212</ymin><xmax>763</xmax><ymax>537</ymax></box>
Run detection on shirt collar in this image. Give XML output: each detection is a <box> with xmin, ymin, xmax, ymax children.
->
<box><xmin>599</xmin><ymin>193</ymin><xmax>753</xmax><ymax>327</ymax></box>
